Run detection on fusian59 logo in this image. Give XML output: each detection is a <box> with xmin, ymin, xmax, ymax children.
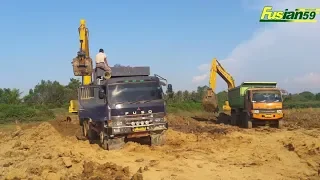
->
<box><xmin>260</xmin><ymin>6</ymin><xmax>320</xmax><ymax>22</ymax></box>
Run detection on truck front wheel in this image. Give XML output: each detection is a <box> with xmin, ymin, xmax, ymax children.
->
<box><xmin>150</xmin><ymin>131</ymin><xmax>166</xmax><ymax>146</ymax></box>
<box><xmin>277</xmin><ymin>119</ymin><xmax>284</xmax><ymax>129</ymax></box>
<box><xmin>88</xmin><ymin>124</ymin><xmax>99</xmax><ymax>144</ymax></box>
<box><xmin>101</xmin><ymin>135</ymin><xmax>125</xmax><ymax>150</ymax></box>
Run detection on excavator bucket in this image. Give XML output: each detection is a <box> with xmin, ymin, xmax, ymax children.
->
<box><xmin>202</xmin><ymin>88</ymin><xmax>219</xmax><ymax>113</ymax></box>
<box><xmin>72</xmin><ymin>56</ymin><xmax>93</xmax><ymax>76</ymax></box>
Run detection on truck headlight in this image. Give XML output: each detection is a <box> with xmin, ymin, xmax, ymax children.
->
<box><xmin>252</xmin><ymin>110</ymin><xmax>259</xmax><ymax>114</ymax></box>
<box><xmin>277</xmin><ymin>110</ymin><xmax>282</xmax><ymax>113</ymax></box>
<box><xmin>113</xmin><ymin>121</ymin><xmax>124</xmax><ymax>126</ymax></box>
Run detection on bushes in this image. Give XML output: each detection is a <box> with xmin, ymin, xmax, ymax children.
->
<box><xmin>0</xmin><ymin>104</ymin><xmax>55</xmax><ymax>124</ymax></box>
<box><xmin>166</xmin><ymin>101</ymin><xmax>203</xmax><ymax>113</ymax></box>
<box><xmin>167</xmin><ymin>100</ymin><xmax>320</xmax><ymax>113</ymax></box>
<box><xmin>283</xmin><ymin>101</ymin><xmax>320</xmax><ymax>109</ymax></box>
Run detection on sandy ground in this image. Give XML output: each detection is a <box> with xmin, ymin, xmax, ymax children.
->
<box><xmin>0</xmin><ymin>113</ymin><xmax>319</xmax><ymax>180</ymax></box>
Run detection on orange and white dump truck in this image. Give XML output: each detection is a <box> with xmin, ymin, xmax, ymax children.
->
<box><xmin>228</xmin><ymin>82</ymin><xmax>284</xmax><ymax>129</ymax></box>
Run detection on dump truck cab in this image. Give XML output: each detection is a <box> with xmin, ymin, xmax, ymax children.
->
<box><xmin>244</xmin><ymin>87</ymin><xmax>284</xmax><ymax>126</ymax></box>
<box><xmin>229</xmin><ymin>82</ymin><xmax>284</xmax><ymax>129</ymax></box>
<box><xmin>78</xmin><ymin>66</ymin><xmax>172</xmax><ymax>150</ymax></box>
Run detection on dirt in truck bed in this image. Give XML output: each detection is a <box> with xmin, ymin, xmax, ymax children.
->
<box><xmin>0</xmin><ymin>111</ymin><xmax>320</xmax><ymax>180</ymax></box>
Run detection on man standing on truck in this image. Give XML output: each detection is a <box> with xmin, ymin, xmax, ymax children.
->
<box><xmin>95</xmin><ymin>48</ymin><xmax>111</xmax><ymax>73</ymax></box>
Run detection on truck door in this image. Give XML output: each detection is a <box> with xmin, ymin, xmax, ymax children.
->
<box><xmin>244</xmin><ymin>90</ymin><xmax>252</xmax><ymax>112</ymax></box>
<box><xmin>78</xmin><ymin>85</ymin><xmax>107</xmax><ymax>121</ymax></box>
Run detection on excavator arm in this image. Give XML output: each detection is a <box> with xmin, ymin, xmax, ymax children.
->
<box><xmin>69</xmin><ymin>19</ymin><xmax>93</xmax><ymax>114</ymax></box>
<box><xmin>202</xmin><ymin>58</ymin><xmax>235</xmax><ymax>113</ymax></box>
<box><xmin>72</xmin><ymin>19</ymin><xmax>93</xmax><ymax>85</ymax></box>
<box><xmin>209</xmin><ymin>58</ymin><xmax>235</xmax><ymax>90</ymax></box>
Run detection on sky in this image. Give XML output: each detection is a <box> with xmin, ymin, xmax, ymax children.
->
<box><xmin>0</xmin><ymin>0</ymin><xmax>319</xmax><ymax>95</ymax></box>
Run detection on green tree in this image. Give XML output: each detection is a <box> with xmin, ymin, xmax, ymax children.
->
<box><xmin>299</xmin><ymin>91</ymin><xmax>315</xmax><ymax>101</ymax></box>
<box><xmin>315</xmin><ymin>93</ymin><xmax>320</xmax><ymax>101</ymax></box>
<box><xmin>24</xmin><ymin>80</ymin><xmax>66</xmax><ymax>107</ymax></box>
<box><xmin>0</xmin><ymin>88</ymin><xmax>22</xmax><ymax>104</ymax></box>
<box><xmin>182</xmin><ymin>90</ymin><xmax>190</xmax><ymax>101</ymax></box>
<box><xmin>64</xmin><ymin>78</ymin><xmax>81</xmax><ymax>101</ymax></box>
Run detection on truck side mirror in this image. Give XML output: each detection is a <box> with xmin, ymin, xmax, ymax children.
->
<box><xmin>167</xmin><ymin>84</ymin><xmax>172</xmax><ymax>93</ymax></box>
<box><xmin>167</xmin><ymin>84</ymin><xmax>173</xmax><ymax>98</ymax></box>
<box><xmin>98</xmin><ymin>88</ymin><xmax>105</xmax><ymax>99</ymax></box>
<box><xmin>160</xmin><ymin>81</ymin><xmax>167</xmax><ymax>86</ymax></box>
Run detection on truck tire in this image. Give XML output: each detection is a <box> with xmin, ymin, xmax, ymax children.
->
<box><xmin>88</xmin><ymin>125</ymin><xmax>99</xmax><ymax>144</ymax></box>
<box><xmin>150</xmin><ymin>131</ymin><xmax>166</xmax><ymax>146</ymax></box>
<box><xmin>81</xmin><ymin>121</ymin><xmax>88</xmax><ymax>137</ymax></box>
<box><xmin>231</xmin><ymin>111</ymin><xmax>237</xmax><ymax>126</ymax></box>
<box><xmin>277</xmin><ymin>119</ymin><xmax>284</xmax><ymax>129</ymax></box>
<box><xmin>101</xmin><ymin>137</ymin><xmax>125</xmax><ymax>150</ymax></box>
<box><xmin>243</xmin><ymin>113</ymin><xmax>253</xmax><ymax>129</ymax></box>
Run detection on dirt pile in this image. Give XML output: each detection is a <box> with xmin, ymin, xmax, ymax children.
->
<box><xmin>167</xmin><ymin>113</ymin><xmax>239</xmax><ymax>135</ymax></box>
<box><xmin>0</xmin><ymin>123</ymin><xmax>137</xmax><ymax>180</ymax></box>
<box><xmin>0</xmin><ymin>113</ymin><xmax>319</xmax><ymax>180</ymax></box>
<box><xmin>70</xmin><ymin>161</ymin><xmax>137</xmax><ymax>180</ymax></box>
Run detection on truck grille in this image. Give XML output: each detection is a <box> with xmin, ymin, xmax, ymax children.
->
<box><xmin>258</xmin><ymin>110</ymin><xmax>277</xmax><ymax>113</ymax></box>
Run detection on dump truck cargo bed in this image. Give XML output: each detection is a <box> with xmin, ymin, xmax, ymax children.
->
<box><xmin>228</xmin><ymin>82</ymin><xmax>277</xmax><ymax>109</ymax></box>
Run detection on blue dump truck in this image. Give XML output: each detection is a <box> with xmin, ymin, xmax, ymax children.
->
<box><xmin>78</xmin><ymin>66</ymin><xmax>173</xmax><ymax>150</ymax></box>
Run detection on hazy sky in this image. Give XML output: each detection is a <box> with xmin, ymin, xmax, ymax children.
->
<box><xmin>0</xmin><ymin>0</ymin><xmax>319</xmax><ymax>95</ymax></box>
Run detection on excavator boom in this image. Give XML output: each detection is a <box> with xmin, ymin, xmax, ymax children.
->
<box><xmin>69</xmin><ymin>19</ymin><xmax>93</xmax><ymax>114</ymax></box>
<box><xmin>202</xmin><ymin>58</ymin><xmax>235</xmax><ymax>113</ymax></box>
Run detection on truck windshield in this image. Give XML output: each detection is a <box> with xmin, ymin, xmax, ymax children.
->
<box><xmin>252</xmin><ymin>91</ymin><xmax>282</xmax><ymax>103</ymax></box>
<box><xmin>108</xmin><ymin>81</ymin><xmax>163</xmax><ymax>104</ymax></box>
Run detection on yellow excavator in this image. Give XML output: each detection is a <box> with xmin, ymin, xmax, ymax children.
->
<box><xmin>69</xmin><ymin>19</ymin><xmax>93</xmax><ymax>114</ymax></box>
<box><xmin>202</xmin><ymin>58</ymin><xmax>235</xmax><ymax>113</ymax></box>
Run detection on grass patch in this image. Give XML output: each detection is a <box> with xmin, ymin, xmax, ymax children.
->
<box><xmin>284</xmin><ymin>101</ymin><xmax>320</xmax><ymax>109</ymax></box>
<box><xmin>283</xmin><ymin>108</ymin><xmax>320</xmax><ymax>128</ymax></box>
<box><xmin>167</xmin><ymin>102</ymin><xmax>320</xmax><ymax>129</ymax></box>
<box><xmin>0</xmin><ymin>104</ymin><xmax>55</xmax><ymax>124</ymax></box>
<box><xmin>166</xmin><ymin>101</ymin><xmax>203</xmax><ymax>113</ymax></box>
<box><xmin>51</xmin><ymin>108</ymin><xmax>69</xmax><ymax>115</ymax></box>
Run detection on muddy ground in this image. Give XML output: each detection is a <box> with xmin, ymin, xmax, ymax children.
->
<box><xmin>0</xmin><ymin>113</ymin><xmax>319</xmax><ymax>180</ymax></box>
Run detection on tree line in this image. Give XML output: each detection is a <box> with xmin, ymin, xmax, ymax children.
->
<box><xmin>0</xmin><ymin>78</ymin><xmax>81</xmax><ymax>124</ymax></box>
<box><xmin>0</xmin><ymin>78</ymin><xmax>81</xmax><ymax>108</ymax></box>
<box><xmin>166</xmin><ymin>86</ymin><xmax>320</xmax><ymax>109</ymax></box>
<box><xmin>0</xmin><ymin>79</ymin><xmax>320</xmax><ymax>123</ymax></box>
<box><xmin>1</xmin><ymin>79</ymin><xmax>320</xmax><ymax>109</ymax></box>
